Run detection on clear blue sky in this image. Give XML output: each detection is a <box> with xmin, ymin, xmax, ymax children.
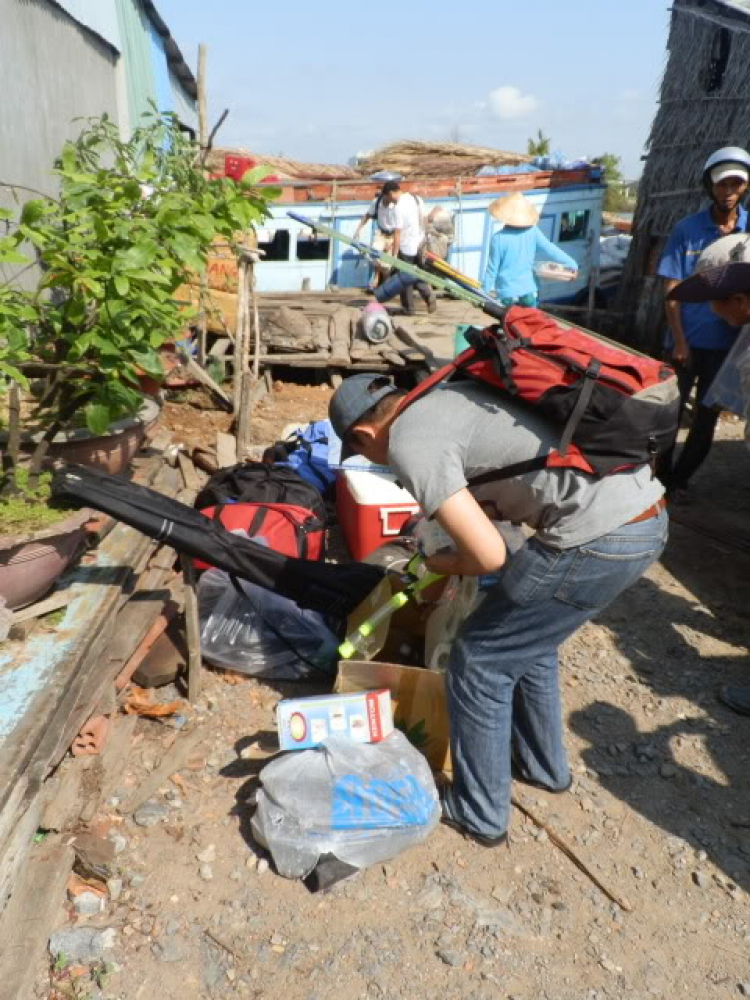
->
<box><xmin>157</xmin><ymin>1</ymin><xmax>671</xmax><ymax>179</ymax></box>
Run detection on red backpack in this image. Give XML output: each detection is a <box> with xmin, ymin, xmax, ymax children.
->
<box><xmin>400</xmin><ymin>306</ymin><xmax>679</xmax><ymax>482</ymax></box>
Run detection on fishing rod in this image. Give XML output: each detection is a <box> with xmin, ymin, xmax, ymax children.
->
<box><xmin>287</xmin><ymin>211</ymin><xmax>508</xmax><ymax>321</ymax></box>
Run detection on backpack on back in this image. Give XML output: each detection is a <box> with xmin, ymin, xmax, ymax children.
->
<box><xmin>400</xmin><ymin>306</ymin><xmax>679</xmax><ymax>482</ymax></box>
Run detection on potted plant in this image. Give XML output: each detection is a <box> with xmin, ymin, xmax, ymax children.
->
<box><xmin>0</xmin><ymin>111</ymin><xmax>278</xmax><ymax>608</ymax></box>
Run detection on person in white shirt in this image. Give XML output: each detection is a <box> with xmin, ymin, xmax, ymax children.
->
<box><xmin>373</xmin><ymin>181</ymin><xmax>436</xmax><ymax>315</ymax></box>
<box><xmin>354</xmin><ymin>184</ymin><xmax>398</xmax><ymax>288</ymax></box>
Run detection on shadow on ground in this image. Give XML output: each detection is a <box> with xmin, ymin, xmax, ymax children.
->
<box><xmin>570</xmin><ymin>435</ymin><xmax>750</xmax><ymax>891</ymax></box>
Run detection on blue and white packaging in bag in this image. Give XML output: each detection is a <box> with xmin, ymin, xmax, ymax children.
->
<box><xmin>251</xmin><ymin>730</ymin><xmax>440</xmax><ymax>879</ymax></box>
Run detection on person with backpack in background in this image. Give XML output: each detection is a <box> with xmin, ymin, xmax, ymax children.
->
<box><xmin>328</xmin><ymin>362</ymin><xmax>669</xmax><ymax>847</ymax></box>
<box><xmin>373</xmin><ymin>181</ymin><xmax>437</xmax><ymax>315</ymax></box>
<box><xmin>482</xmin><ymin>192</ymin><xmax>577</xmax><ymax>307</ymax></box>
<box><xmin>657</xmin><ymin>146</ymin><xmax>750</xmax><ymax>502</ymax></box>
<box><xmin>353</xmin><ymin>183</ymin><xmax>398</xmax><ymax>289</ymax></box>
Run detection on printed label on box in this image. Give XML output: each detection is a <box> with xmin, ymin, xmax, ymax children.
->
<box><xmin>277</xmin><ymin>690</ymin><xmax>394</xmax><ymax>751</ymax></box>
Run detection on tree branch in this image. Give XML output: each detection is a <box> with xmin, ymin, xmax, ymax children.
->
<box><xmin>200</xmin><ymin>109</ymin><xmax>230</xmax><ymax>168</ymax></box>
<box><xmin>0</xmin><ymin>182</ymin><xmax>58</xmax><ymax>202</ymax></box>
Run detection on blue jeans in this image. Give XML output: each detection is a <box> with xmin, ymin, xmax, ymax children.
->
<box><xmin>444</xmin><ymin>509</ymin><xmax>668</xmax><ymax>839</ymax></box>
<box><xmin>374</xmin><ymin>253</ymin><xmax>432</xmax><ymax>312</ymax></box>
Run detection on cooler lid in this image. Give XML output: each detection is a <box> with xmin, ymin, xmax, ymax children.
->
<box><xmin>339</xmin><ymin>469</ymin><xmax>419</xmax><ymax>505</ymax></box>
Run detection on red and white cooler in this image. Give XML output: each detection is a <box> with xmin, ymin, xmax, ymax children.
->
<box><xmin>337</xmin><ymin>469</ymin><xmax>420</xmax><ymax>561</ymax></box>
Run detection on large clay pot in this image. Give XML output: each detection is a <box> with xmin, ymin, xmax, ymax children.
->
<box><xmin>26</xmin><ymin>398</ymin><xmax>160</xmax><ymax>476</ymax></box>
<box><xmin>0</xmin><ymin>510</ymin><xmax>90</xmax><ymax>610</ymax></box>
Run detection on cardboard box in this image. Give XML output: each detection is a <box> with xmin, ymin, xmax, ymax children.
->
<box><xmin>276</xmin><ymin>689</ymin><xmax>394</xmax><ymax>751</ymax></box>
<box><xmin>336</xmin><ymin>661</ymin><xmax>451</xmax><ymax>774</ymax></box>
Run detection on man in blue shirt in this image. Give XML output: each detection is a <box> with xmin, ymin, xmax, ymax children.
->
<box><xmin>657</xmin><ymin>146</ymin><xmax>750</xmax><ymax>497</ymax></box>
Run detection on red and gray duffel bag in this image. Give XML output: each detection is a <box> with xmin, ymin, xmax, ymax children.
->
<box><xmin>194</xmin><ymin>462</ymin><xmax>327</xmax><ymax>567</ymax></box>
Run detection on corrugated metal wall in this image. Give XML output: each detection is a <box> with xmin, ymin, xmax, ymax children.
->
<box><xmin>53</xmin><ymin>0</ymin><xmax>121</xmax><ymax>50</ymax></box>
<box><xmin>112</xmin><ymin>0</ymin><xmax>197</xmax><ymax>132</ymax></box>
<box><xmin>0</xmin><ymin>0</ymin><xmax>120</xmax><ymax>198</ymax></box>
<box><xmin>169</xmin><ymin>68</ymin><xmax>199</xmax><ymax>135</ymax></box>
<box><xmin>0</xmin><ymin>0</ymin><xmax>120</xmax><ymax>287</ymax></box>
<box><xmin>114</xmin><ymin>0</ymin><xmax>158</xmax><ymax>127</ymax></box>
<box><xmin>0</xmin><ymin>0</ymin><xmax>199</xmax><ymax>290</ymax></box>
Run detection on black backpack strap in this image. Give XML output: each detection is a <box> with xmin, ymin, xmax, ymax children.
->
<box><xmin>465</xmin><ymin>359</ymin><xmax>602</xmax><ymax>488</ymax></box>
<box><xmin>466</xmin><ymin>456</ymin><xmax>548</xmax><ymax>489</ymax></box>
<box><xmin>558</xmin><ymin>359</ymin><xmax>601</xmax><ymax>457</ymax></box>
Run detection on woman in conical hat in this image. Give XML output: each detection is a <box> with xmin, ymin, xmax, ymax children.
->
<box><xmin>483</xmin><ymin>192</ymin><xmax>577</xmax><ymax>306</ymax></box>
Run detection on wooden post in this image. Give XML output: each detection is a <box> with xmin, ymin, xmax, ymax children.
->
<box><xmin>233</xmin><ymin>257</ymin><xmax>248</xmax><ymax>414</ymax></box>
<box><xmin>236</xmin><ymin>372</ymin><xmax>254</xmax><ymax>460</ymax></box>
<box><xmin>241</xmin><ymin>258</ymin><xmax>252</xmax><ymax>377</ymax></box>
<box><xmin>180</xmin><ymin>554</ymin><xmax>202</xmax><ymax>702</ymax></box>
<box><xmin>249</xmin><ymin>255</ymin><xmax>261</xmax><ymax>380</ymax></box>
<box><xmin>197</xmin><ymin>44</ymin><xmax>208</xmax><ymax>151</ymax></box>
<box><xmin>196</xmin><ymin>44</ymin><xmax>209</xmax><ymax>365</ymax></box>
<box><xmin>198</xmin><ymin>277</ymin><xmax>208</xmax><ymax>367</ymax></box>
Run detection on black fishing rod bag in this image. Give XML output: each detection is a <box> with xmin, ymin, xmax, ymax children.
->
<box><xmin>51</xmin><ymin>465</ymin><xmax>384</xmax><ymax>620</ymax></box>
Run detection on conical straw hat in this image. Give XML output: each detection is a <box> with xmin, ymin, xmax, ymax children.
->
<box><xmin>488</xmin><ymin>192</ymin><xmax>539</xmax><ymax>227</ymax></box>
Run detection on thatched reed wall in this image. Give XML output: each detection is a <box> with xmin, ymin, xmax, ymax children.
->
<box><xmin>618</xmin><ymin>0</ymin><xmax>750</xmax><ymax>351</ymax></box>
<box><xmin>207</xmin><ymin>147</ymin><xmax>359</xmax><ymax>181</ymax></box>
<box><xmin>358</xmin><ymin>141</ymin><xmax>531</xmax><ymax>178</ymax></box>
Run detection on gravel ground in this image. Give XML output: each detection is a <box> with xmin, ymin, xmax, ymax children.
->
<box><xmin>36</xmin><ymin>403</ymin><xmax>750</xmax><ymax>1000</ymax></box>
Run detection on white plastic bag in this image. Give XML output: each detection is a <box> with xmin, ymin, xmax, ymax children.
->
<box><xmin>198</xmin><ymin>568</ymin><xmax>339</xmax><ymax>680</ymax></box>
<box><xmin>251</xmin><ymin>731</ymin><xmax>440</xmax><ymax>879</ymax></box>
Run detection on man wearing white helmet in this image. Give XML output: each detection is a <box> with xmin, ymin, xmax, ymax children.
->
<box><xmin>657</xmin><ymin>146</ymin><xmax>750</xmax><ymax>500</ymax></box>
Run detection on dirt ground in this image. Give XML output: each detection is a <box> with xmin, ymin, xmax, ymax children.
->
<box><xmin>160</xmin><ymin>381</ymin><xmax>333</xmax><ymax>454</ymax></box>
<box><xmin>35</xmin><ymin>387</ymin><xmax>750</xmax><ymax>1000</ymax></box>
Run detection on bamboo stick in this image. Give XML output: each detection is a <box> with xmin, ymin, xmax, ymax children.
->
<box><xmin>233</xmin><ymin>258</ymin><xmax>248</xmax><ymax>414</ymax></box>
<box><xmin>249</xmin><ymin>258</ymin><xmax>261</xmax><ymax>380</ymax></box>
<box><xmin>180</xmin><ymin>555</ymin><xmax>202</xmax><ymax>703</ymax></box>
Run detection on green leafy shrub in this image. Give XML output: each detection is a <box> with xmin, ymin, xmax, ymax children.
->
<box><xmin>0</xmin><ymin>110</ymin><xmax>277</xmax><ymax>523</ymax></box>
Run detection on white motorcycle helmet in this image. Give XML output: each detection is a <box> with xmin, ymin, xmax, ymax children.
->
<box><xmin>702</xmin><ymin>146</ymin><xmax>750</xmax><ymax>196</ymax></box>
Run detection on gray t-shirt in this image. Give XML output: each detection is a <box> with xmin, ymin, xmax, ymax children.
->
<box><xmin>387</xmin><ymin>382</ymin><xmax>664</xmax><ymax>549</ymax></box>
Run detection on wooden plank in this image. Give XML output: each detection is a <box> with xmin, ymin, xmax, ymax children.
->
<box><xmin>250</xmin><ymin>260</ymin><xmax>261</xmax><ymax>380</ymax></box>
<box><xmin>216</xmin><ymin>431</ymin><xmax>237</xmax><ymax>468</ymax></box>
<box><xmin>233</xmin><ymin>258</ymin><xmax>248</xmax><ymax>414</ymax></box>
<box><xmin>250</xmin><ymin>352</ymin><xmax>330</xmax><ymax>363</ymax></box>
<box><xmin>180</xmin><ymin>556</ymin><xmax>202</xmax><ymax>703</ymax></box>
<box><xmin>0</xmin><ymin>781</ymin><xmax>35</xmax><ymax>912</ymax></box>
<box><xmin>208</xmin><ymin>337</ymin><xmax>232</xmax><ymax>357</ymax></box>
<box><xmin>40</xmin><ymin>759</ymin><xmax>87</xmax><ymax>832</ymax></box>
<box><xmin>12</xmin><ymin>592</ymin><xmax>72</xmax><ymax>624</ymax></box>
<box><xmin>120</xmin><ymin>724</ymin><xmax>206</xmax><ymax>815</ymax></box>
<box><xmin>0</xmin><ymin>842</ymin><xmax>75</xmax><ymax>1000</ymax></box>
<box><xmin>236</xmin><ymin>372</ymin><xmax>255</xmax><ymax>461</ymax></box>
<box><xmin>78</xmin><ymin>714</ymin><xmax>138</xmax><ymax>825</ymax></box>
<box><xmin>177</xmin><ymin>451</ymin><xmax>202</xmax><ymax>492</ymax></box>
<box><xmin>113</xmin><ymin>588</ymin><xmax>181</xmax><ymax>691</ymax></box>
<box><xmin>179</xmin><ymin>351</ymin><xmax>233</xmax><ymax>410</ymax></box>
<box><xmin>0</xmin><ymin>464</ymin><xmax>181</xmax><ymax>854</ymax></box>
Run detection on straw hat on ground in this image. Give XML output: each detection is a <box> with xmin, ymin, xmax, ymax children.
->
<box><xmin>488</xmin><ymin>192</ymin><xmax>539</xmax><ymax>228</ymax></box>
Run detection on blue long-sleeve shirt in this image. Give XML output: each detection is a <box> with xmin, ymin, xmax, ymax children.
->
<box><xmin>482</xmin><ymin>226</ymin><xmax>577</xmax><ymax>300</ymax></box>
